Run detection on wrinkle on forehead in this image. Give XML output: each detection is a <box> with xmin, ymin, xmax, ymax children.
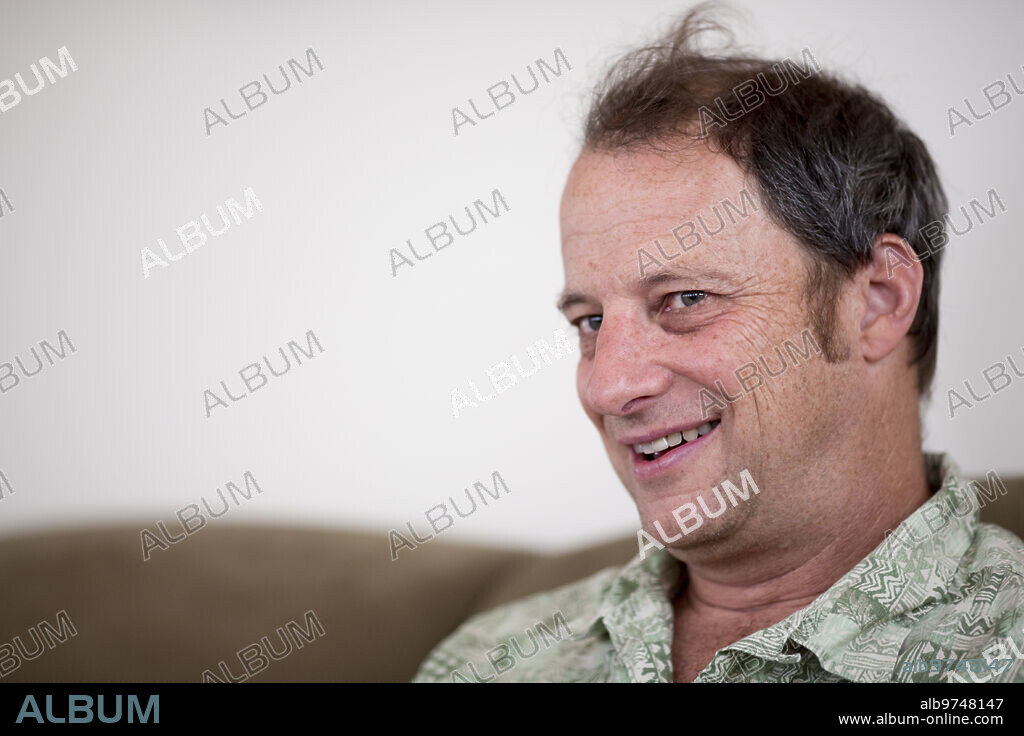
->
<box><xmin>561</xmin><ymin>148</ymin><xmax>755</xmax><ymax>252</ymax></box>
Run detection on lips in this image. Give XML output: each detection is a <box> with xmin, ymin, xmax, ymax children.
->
<box><xmin>619</xmin><ymin>416</ymin><xmax>721</xmax><ymax>481</ymax></box>
<box><xmin>632</xmin><ymin>420</ymin><xmax>720</xmax><ymax>460</ymax></box>
<box><xmin>624</xmin><ymin>419</ymin><xmax>720</xmax><ymax>460</ymax></box>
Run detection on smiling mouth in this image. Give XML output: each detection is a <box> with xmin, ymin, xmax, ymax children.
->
<box><xmin>632</xmin><ymin>419</ymin><xmax>720</xmax><ymax>461</ymax></box>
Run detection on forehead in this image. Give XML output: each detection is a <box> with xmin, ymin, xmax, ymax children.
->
<box><xmin>560</xmin><ymin>145</ymin><xmax>742</xmax><ymax>227</ymax></box>
<box><xmin>559</xmin><ymin>145</ymin><xmax>783</xmax><ymax>292</ymax></box>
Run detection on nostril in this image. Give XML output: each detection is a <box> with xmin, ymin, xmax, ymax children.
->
<box><xmin>621</xmin><ymin>395</ymin><xmax>657</xmax><ymax>414</ymax></box>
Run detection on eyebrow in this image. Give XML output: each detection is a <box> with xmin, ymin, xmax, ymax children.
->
<box><xmin>556</xmin><ymin>267</ymin><xmax>738</xmax><ymax>313</ymax></box>
<box><xmin>556</xmin><ymin>291</ymin><xmax>589</xmax><ymax>313</ymax></box>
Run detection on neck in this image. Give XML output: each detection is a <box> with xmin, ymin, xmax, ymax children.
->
<box><xmin>672</xmin><ymin>397</ymin><xmax>932</xmax><ymax>619</ymax></box>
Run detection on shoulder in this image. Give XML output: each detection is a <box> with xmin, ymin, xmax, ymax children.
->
<box><xmin>969</xmin><ymin>522</ymin><xmax>1024</xmax><ymax>571</ymax></box>
<box><xmin>956</xmin><ymin>523</ymin><xmax>1024</xmax><ymax>617</ymax></box>
<box><xmin>960</xmin><ymin>524</ymin><xmax>1024</xmax><ymax>649</ymax></box>
<box><xmin>902</xmin><ymin>523</ymin><xmax>1024</xmax><ymax>682</ymax></box>
<box><xmin>411</xmin><ymin>563</ymin><xmax>622</xmax><ymax>683</ymax></box>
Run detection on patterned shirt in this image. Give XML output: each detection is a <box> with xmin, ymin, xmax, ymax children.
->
<box><xmin>413</xmin><ymin>453</ymin><xmax>1024</xmax><ymax>682</ymax></box>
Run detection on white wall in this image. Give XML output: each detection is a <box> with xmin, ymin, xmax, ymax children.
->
<box><xmin>1</xmin><ymin>0</ymin><xmax>1021</xmax><ymax>552</ymax></box>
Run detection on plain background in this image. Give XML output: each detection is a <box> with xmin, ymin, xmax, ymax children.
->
<box><xmin>1</xmin><ymin>0</ymin><xmax>1021</xmax><ymax>552</ymax></box>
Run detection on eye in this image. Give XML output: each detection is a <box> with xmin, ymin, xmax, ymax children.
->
<box><xmin>572</xmin><ymin>315</ymin><xmax>603</xmax><ymax>335</ymax></box>
<box><xmin>663</xmin><ymin>290</ymin><xmax>707</xmax><ymax>311</ymax></box>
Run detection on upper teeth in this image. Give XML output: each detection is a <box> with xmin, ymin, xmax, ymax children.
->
<box><xmin>634</xmin><ymin>422</ymin><xmax>715</xmax><ymax>455</ymax></box>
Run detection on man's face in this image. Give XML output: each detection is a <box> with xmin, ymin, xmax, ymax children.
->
<box><xmin>558</xmin><ymin>146</ymin><xmax>857</xmax><ymax>554</ymax></box>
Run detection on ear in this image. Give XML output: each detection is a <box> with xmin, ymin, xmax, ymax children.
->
<box><xmin>858</xmin><ymin>233</ymin><xmax>923</xmax><ymax>365</ymax></box>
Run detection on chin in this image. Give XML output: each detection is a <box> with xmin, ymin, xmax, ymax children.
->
<box><xmin>640</xmin><ymin>504</ymin><xmax>748</xmax><ymax>553</ymax></box>
<box><xmin>634</xmin><ymin>464</ymin><xmax>763</xmax><ymax>550</ymax></box>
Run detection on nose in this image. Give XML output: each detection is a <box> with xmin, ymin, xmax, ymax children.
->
<box><xmin>580</xmin><ymin>311</ymin><xmax>674</xmax><ymax>417</ymax></box>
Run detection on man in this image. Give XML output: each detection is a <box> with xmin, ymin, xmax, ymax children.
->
<box><xmin>413</xmin><ymin>8</ymin><xmax>1024</xmax><ymax>682</ymax></box>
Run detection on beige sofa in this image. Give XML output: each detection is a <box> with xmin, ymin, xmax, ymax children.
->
<box><xmin>1</xmin><ymin>476</ymin><xmax>1020</xmax><ymax>682</ymax></box>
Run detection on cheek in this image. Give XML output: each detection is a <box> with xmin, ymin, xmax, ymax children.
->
<box><xmin>726</xmin><ymin>348</ymin><xmax>838</xmax><ymax>450</ymax></box>
<box><xmin>661</xmin><ymin>332</ymin><xmax>753</xmax><ymax>401</ymax></box>
<box><xmin>692</xmin><ymin>351</ymin><xmax>740</xmax><ymax>391</ymax></box>
<box><xmin>682</xmin><ymin>320</ymin><xmax>812</xmax><ymax>409</ymax></box>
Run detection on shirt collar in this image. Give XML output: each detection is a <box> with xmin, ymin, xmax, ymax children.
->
<box><xmin>571</xmin><ymin>541</ymin><xmax>681</xmax><ymax>638</ymax></box>
<box><xmin>566</xmin><ymin>541</ymin><xmax>681</xmax><ymax>682</ymax></box>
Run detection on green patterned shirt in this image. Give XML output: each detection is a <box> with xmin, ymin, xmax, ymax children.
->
<box><xmin>413</xmin><ymin>453</ymin><xmax>1024</xmax><ymax>682</ymax></box>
